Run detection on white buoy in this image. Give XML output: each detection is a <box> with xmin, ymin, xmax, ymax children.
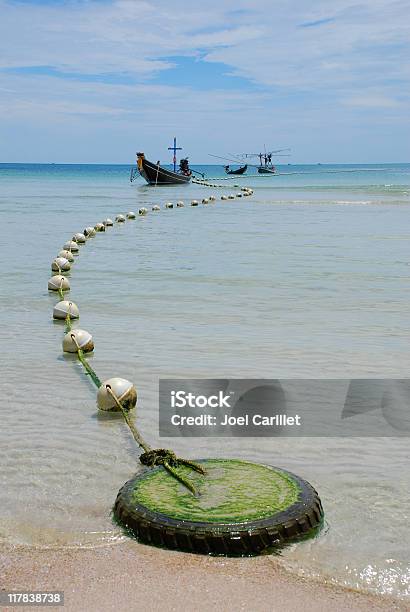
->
<box><xmin>236</xmin><ymin>193</ymin><xmax>243</xmax><ymax>198</ymax></box>
<box><xmin>177</xmin><ymin>201</ymin><xmax>184</xmax><ymax>207</ymax></box>
<box><xmin>228</xmin><ymin>194</ymin><xmax>235</xmax><ymax>199</ymax></box>
<box><xmin>152</xmin><ymin>205</ymin><xmax>160</xmax><ymax>211</ymax></box>
<box><xmin>84</xmin><ymin>227</ymin><xmax>96</xmax><ymax>237</ymax></box>
<box><xmin>53</xmin><ymin>300</ymin><xmax>79</xmax><ymax>320</ymax></box>
<box><xmin>127</xmin><ymin>211</ymin><xmax>136</xmax><ymax>219</ymax></box>
<box><xmin>63</xmin><ymin>241</ymin><xmax>79</xmax><ymax>252</ymax></box>
<box><xmin>191</xmin><ymin>200</ymin><xmax>199</xmax><ymax>206</ymax></box>
<box><xmin>202</xmin><ymin>198</ymin><xmax>209</xmax><ymax>204</ymax></box>
<box><xmin>94</xmin><ymin>222</ymin><xmax>105</xmax><ymax>232</ymax></box>
<box><xmin>221</xmin><ymin>195</ymin><xmax>228</xmax><ymax>200</ymax></box>
<box><xmin>48</xmin><ymin>275</ymin><xmax>70</xmax><ymax>291</ymax></box>
<box><xmin>116</xmin><ymin>214</ymin><xmax>126</xmax><ymax>222</ymax></box>
<box><xmin>209</xmin><ymin>195</ymin><xmax>216</xmax><ymax>201</ymax></box>
<box><xmin>73</xmin><ymin>232</ymin><xmax>86</xmax><ymax>244</ymax></box>
<box><xmin>51</xmin><ymin>257</ymin><xmax>71</xmax><ymax>272</ymax></box>
<box><xmin>62</xmin><ymin>329</ymin><xmax>94</xmax><ymax>353</ymax></box>
<box><xmin>139</xmin><ymin>207</ymin><xmax>148</xmax><ymax>215</ymax></box>
<box><xmin>103</xmin><ymin>218</ymin><xmax>113</xmax><ymax>226</ymax></box>
<box><xmin>58</xmin><ymin>249</ymin><xmax>75</xmax><ymax>262</ymax></box>
<box><xmin>97</xmin><ymin>377</ymin><xmax>137</xmax><ymax>412</ymax></box>
<box><xmin>165</xmin><ymin>202</ymin><xmax>173</xmax><ymax>209</ymax></box>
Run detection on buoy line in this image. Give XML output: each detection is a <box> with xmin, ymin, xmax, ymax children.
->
<box><xmin>48</xmin><ymin>188</ymin><xmax>326</xmax><ymax>556</ymax></box>
<box><xmin>48</xmin><ymin>189</ymin><xmax>255</xmax><ymax>496</ymax></box>
<box><xmin>192</xmin><ymin>178</ymin><xmax>256</xmax><ymax>190</ymax></box>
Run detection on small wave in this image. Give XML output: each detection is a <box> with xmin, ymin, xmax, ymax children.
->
<box><xmin>263</xmin><ymin>198</ymin><xmax>410</xmax><ymax>206</ymax></box>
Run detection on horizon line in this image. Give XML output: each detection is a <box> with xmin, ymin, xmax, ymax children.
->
<box><xmin>1</xmin><ymin>161</ymin><xmax>409</xmax><ymax>166</ymax></box>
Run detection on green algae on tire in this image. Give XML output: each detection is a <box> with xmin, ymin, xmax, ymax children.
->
<box><xmin>114</xmin><ymin>459</ymin><xmax>324</xmax><ymax>556</ymax></box>
<box><xmin>132</xmin><ymin>459</ymin><xmax>301</xmax><ymax>522</ymax></box>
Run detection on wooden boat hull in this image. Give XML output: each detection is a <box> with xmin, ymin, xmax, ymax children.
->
<box><xmin>137</xmin><ymin>154</ymin><xmax>191</xmax><ymax>185</ymax></box>
<box><xmin>225</xmin><ymin>164</ymin><xmax>248</xmax><ymax>175</ymax></box>
<box><xmin>258</xmin><ymin>166</ymin><xmax>276</xmax><ymax>174</ymax></box>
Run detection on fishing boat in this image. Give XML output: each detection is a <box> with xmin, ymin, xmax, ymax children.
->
<box><xmin>244</xmin><ymin>148</ymin><xmax>290</xmax><ymax>174</ymax></box>
<box><xmin>224</xmin><ymin>164</ymin><xmax>248</xmax><ymax>175</ymax></box>
<box><xmin>131</xmin><ymin>138</ymin><xmax>192</xmax><ymax>185</ymax></box>
<box><xmin>256</xmin><ymin>152</ymin><xmax>277</xmax><ymax>173</ymax></box>
<box><xmin>258</xmin><ymin>163</ymin><xmax>276</xmax><ymax>174</ymax></box>
<box><xmin>209</xmin><ymin>146</ymin><xmax>290</xmax><ymax>175</ymax></box>
<box><xmin>133</xmin><ymin>153</ymin><xmax>191</xmax><ymax>185</ymax></box>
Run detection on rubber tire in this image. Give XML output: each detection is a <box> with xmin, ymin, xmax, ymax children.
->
<box><xmin>113</xmin><ymin>461</ymin><xmax>324</xmax><ymax>556</ymax></box>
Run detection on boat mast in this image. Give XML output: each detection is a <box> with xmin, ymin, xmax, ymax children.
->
<box><xmin>168</xmin><ymin>137</ymin><xmax>182</xmax><ymax>173</ymax></box>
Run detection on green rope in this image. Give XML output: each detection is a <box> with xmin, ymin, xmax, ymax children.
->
<box><xmin>56</xmin><ymin>267</ymin><xmax>65</xmax><ymax>300</ymax></box>
<box><xmin>54</xmin><ymin>224</ymin><xmax>209</xmax><ymax>495</ymax></box>
<box><xmin>139</xmin><ymin>449</ymin><xmax>206</xmax><ymax>496</ymax></box>
<box><xmin>63</xmin><ymin>310</ymin><xmax>202</xmax><ymax>494</ymax></box>
<box><xmin>65</xmin><ymin>312</ymin><xmax>102</xmax><ymax>387</ymax></box>
<box><xmin>163</xmin><ymin>463</ymin><xmax>198</xmax><ymax>496</ymax></box>
<box><xmin>76</xmin><ymin>347</ymin><xmax>102</xmax><ymax>388</ymax></box>
<box><xmin>65</xmin><ymin>312</ymin><xmax>72</xmax><ymax>333</ymax></box>
<box><xmin>106</xmin><ymin>386</ymin><xmax>204</xmax><ymax>495</ymax></box>
<box><xmin>110</xmin><ymin>387</ymin><xmax>151</xmax><ymax>453</ymax></box>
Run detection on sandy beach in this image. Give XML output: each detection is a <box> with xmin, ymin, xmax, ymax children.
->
<box><xmin>1</xmin><ymin>541</ymin><xmax>405</xmax><ymax>612</ymax></box>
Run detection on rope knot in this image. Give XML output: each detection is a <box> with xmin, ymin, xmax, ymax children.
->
<box><xmin>140</xmin><ymin>449</ymin><xmax>178</xmax><ymax>468</ymax></box>
<box><xmin>139</xmin><ymin>449</ymin><xmax>206</xmax><ymax>495</ymax></box>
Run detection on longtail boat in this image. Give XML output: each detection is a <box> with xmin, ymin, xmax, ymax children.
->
<box><xmin>224</xmin><ymin>164</ymin><xmax>248</xmax><ymax>175</ymax></box>
<box><xmin>131</xmin><ymin>138</ymin><xmax>192</xmax><ymax>185</ymax></box>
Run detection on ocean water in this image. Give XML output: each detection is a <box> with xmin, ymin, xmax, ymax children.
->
<box><xmin>0</xmin><ymin>163</ymin><xmax>409</xmax><ymax>601</ymax></box>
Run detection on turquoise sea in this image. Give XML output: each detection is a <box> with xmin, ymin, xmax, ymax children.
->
<box><xmin>0</xmin><ymin>163</ymin><xmax>409</xmax><ymax>602</ymax></box>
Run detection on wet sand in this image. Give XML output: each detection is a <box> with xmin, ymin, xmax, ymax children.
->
<box><xmin>0</xmin><ymin>542</ymin><xmax>405</xmax><ymax>612</ymax></box>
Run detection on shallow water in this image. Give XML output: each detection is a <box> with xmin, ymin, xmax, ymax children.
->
<box><xmin>0</xmin><ymin>163</ymin><xmax>409</xmax><ymax>600</ymax></box>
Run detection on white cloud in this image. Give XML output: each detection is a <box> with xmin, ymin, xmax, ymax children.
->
<box><xmin>0</xmin><ymin>0</ymin><xmax>407</xmax><ymax>90</ymax></box>
<box><xmin>342</xmin><ymin>94</ymin><xmax>402</xmax><ymax>109</ymax></box>
<box><xmin>0</xmin><ymin>0</ymin><xmax>409</xmax><ymax>162</ymax></box>
<box><xmin>203</xmin><ymin>0</ymin><xmax>410</xmax><ymax>91</ymax></box>
<box><xmin>0</xmin><ymin>0</ymin><xmax>262</xmax><ymax>75</ymax></box>
<box><xmin>0</xmin><ymin>0</ymin><xmax>410</xmax><ymax>95</ymax></box>
<box><xmin>0</xmin><ymin>71</ymin><xmax>266</xmax><ymax>128</ymax></box>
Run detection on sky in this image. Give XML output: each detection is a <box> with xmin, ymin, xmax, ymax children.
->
<box><xmin>0</xmin><ymin>0</ymin><xmax>409</xmax><ymax>163</ymax></box>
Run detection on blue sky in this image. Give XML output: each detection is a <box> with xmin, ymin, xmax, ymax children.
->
<box><xmin>0</xmin><ymin>0</ymin><xmax>409</xmax><ymax>163</ymax></box>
